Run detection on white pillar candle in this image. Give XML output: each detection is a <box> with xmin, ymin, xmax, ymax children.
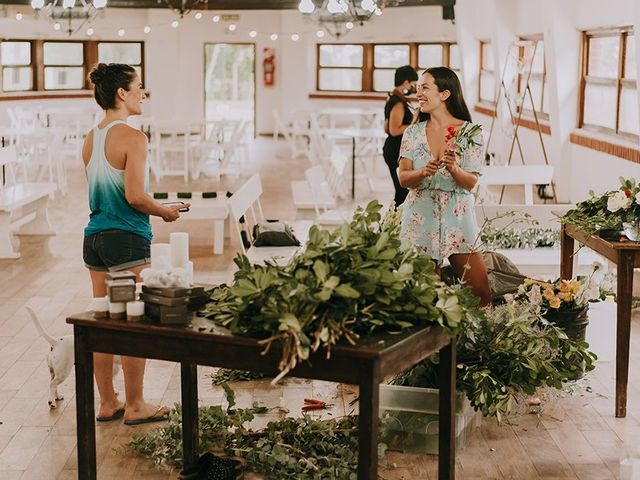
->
<box><xmin>151</xmin><ymin>243</ymin><xmax>171</xmax><ymax>269</ymax></box>
<box><xmin>108</xmin><ymin>302</ymin><xmax>126</xmax><ymax>320</ymax></box>
<box><xmin>170</xmin><ymin>232</ymin><xmax>189</xmax><ymax>269</ymax></box>
<box><xmin>126</xmin><ymin>300</ymin><xmax>145</xmax><ymax>322</ymax></box>
<box><xmin>91</xmin><ymin>296</ymin><xmax>109</xmax><ymax>318</ymax></box>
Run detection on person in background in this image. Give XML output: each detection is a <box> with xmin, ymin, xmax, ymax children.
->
<box><xmin>383</xmin><ymin>65</ymin><xmax>419</xmax><ymax>208</ymax></box>
<box><xmin>82</xmin><ymin>63</ymin><xmax>189</xmax><ymax>425</ymax></box>
<box><xmin>398</xmin><ymin>67</ymin><xmax>491</xmax><ymax>306</ymax></box>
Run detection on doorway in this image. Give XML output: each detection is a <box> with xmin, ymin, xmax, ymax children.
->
<box><xmin>204</xmin><ymin>43</ymin><xmax>256</xmax><ymax>138</ymax></box>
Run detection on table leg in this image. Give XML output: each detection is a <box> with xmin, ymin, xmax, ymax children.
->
<box><xmin>358</xmin><ymin>364</ymin><xmax>380</xmax><ymax>479</ymax></box>
<box><xmin>615</xmin><ymin>251</ymin><xmax>634</xmax><ymax>418</ymax></box>
<box><xmin>351</xmin><ymin>137</ymin><xmax>356</xmax><ymax>199</ymax></box>
<box><xmin>74</xmin><ymin>326</ymin><xmax>96</xmax><ymax>480</ymax></box>
<box><xmin>559</xmin><ymin>223</ymin><xmax>575</xmax><ymax>280</ymax></box>
<box><xmin>438</xmin><ymin>340</ymin><xmax>456</xmax><ymax>480</ymax></box>
<box><xmin>181</xmin><ymin>363</ymin><xmax>199</xmax><ymax>470</ymax></box>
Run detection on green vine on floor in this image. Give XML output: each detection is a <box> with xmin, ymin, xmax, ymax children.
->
<box><xmin>480</xmin><ymin>227</ymin><xmax>560</xmax><ymax>250</ymax></box>
<box><xmin>207</xmin><ymin>368</ymin><xmax>266</xmax><ymax>385</ymax></box>
<box><xmin>125</xmin><ymin>385</ymin><xmax>359</xmax><ymax>479</ymax></box>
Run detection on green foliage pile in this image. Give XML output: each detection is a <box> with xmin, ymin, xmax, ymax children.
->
<box><xmin>208</xmin><ymin>368</ymin><xmax>266</xmax><ymax>385</ymax></box>
<box><xmin>201</xmin><ymin>201</ymin><xmax>478</xmax><ymax>379</ymax></box>
<box><xmin>125</xmin><ymin>386</ymin><xmax>359</xmax><ymax>479</ymax></box>
<box><xmin>393</xmin><ymin>303</ymin><xmax>596</xmax><ymax>421</ymax></box>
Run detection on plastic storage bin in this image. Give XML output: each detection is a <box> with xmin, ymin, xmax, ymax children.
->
<box><xmin>379</xmin><ymin>384</ymin><xmax>481</xmax><ymax>455</ymax></box>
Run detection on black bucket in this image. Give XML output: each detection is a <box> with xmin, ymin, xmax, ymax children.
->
<box><xmin>544</xmin><ymin>306</ymin><xmax>589</xmax><ymax>379</ymax></box>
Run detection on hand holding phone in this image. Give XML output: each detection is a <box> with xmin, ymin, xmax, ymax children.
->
<box><xmin>162</xmin><ymin>201</ymin><xmax>190</xmax><ymax>213</ymax></box>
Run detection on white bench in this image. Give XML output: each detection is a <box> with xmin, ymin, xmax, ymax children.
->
<box><xmin>0</xmin><ymin>146</ymin><xmax>56</xmax><ymax>259</ymax></box>
<box><xmin>477</xmin><ymin>165</ymin><xmax>554</xmax><ymax>205</ymax></box>
<box><xmin>152</xmin><ymin>192</ymin><xmax>229</xmax><ymax>255</ymax></box>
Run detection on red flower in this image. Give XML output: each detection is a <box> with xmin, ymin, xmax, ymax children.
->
<box><xmin>625</xmin><ymin>189</ymin><xmax>632</xmax><ymax>198</ymax></box>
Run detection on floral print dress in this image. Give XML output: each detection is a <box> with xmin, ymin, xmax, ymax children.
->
<box><xmin>399</xmin><ymin>120</ymin><xmax>484</xmax><ymax>263</ymax></box>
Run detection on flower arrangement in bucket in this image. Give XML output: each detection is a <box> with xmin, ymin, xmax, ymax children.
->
<box><xmin>562</xmin><ymin>177</ymin><xmax>640</xmax><ymax>240</ymax></box>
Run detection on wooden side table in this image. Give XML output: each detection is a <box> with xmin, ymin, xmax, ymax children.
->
<box><xmin>67</xmin><ymin>313</ymin><xmax>457</xmax><ymax>479</ymax></box>
<box><xmin>560</xmin><ymin>222</ymin><xmax>640</xmax><ymax>418</ymax></box>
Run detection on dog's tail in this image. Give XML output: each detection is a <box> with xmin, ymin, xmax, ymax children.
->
<box><xmin>25</xmin><ymin>306</ymin><xmax>58</xmax><ymax>347</ymax></box>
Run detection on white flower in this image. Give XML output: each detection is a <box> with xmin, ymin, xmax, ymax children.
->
<box><xmin>517</xmin><ymin>284</ymin><xmax>526</xmax><ymax>295</ymax></box>
<box><xmin>527</xmin><ymin>284</ymin><xmax>542</xmax><ymax>305</ymax></box>
<box><xmin>636</xmin><ymin>191</ymin><xmax>640</xmax><ymax>205</ymax></box>
<box><xmin>607</xmin><ymin>190</ymin><xmax>630</xmax><ymax>213</ymax></box>
<box><xmin>576</xmin><ymin>279</ymin><xmax>600</xmax><ymax>305</ymax></box>
<box><xmin>503</xmin><ymin>293</ymin><xmax>514</xmax><ymax>303</ymax></box>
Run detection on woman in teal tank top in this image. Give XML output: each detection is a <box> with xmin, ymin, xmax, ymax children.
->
<box><xmin>82</xmin><ymin>63</ymin><xmax>189</xmax><ymax>425</ymax></box>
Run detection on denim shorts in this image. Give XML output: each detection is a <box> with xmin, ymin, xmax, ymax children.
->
<box><xmin>83</xmin><ymin>229</ymin><xmax>151</xmax><ymax>272</ymax></box>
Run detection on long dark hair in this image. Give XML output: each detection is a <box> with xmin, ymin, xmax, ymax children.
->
<box><xmin>413</xmin><ymin>66</ymin><xmax>472</xmax><ymax>123</ymax></box>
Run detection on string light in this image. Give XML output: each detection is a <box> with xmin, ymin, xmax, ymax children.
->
<box><xmin>228</xmin><ymin>24</ymin><xmax>237</xmax><ymax>32</ymax></box>
<box><xmin>86</xmin><ymin>27</ymin><xmax>94</xmax><ymax>35</ymax></box>
<box><xmin>53</xmin><ymin>22</ymin><xmax>61</xmax><ymax>30</ymax></box>
<box><xmin>194</xmin><ymin>12</ymin><xmax>202</xmax><ymax>20</ymax></box>
<box><xmin>316</xmin><ymin>30</ymin><xmax>325</xmax><ymax>38</ymax></box>
<box><xmin>291</xmin><ymin>33</ymin><xmax>300</xmax><ymax>41</ymax></box>
<box><xmin>16</xmin><ymin>12</ymin><xmax>23</xmax><ymax>20</ymax></box>
<box><xmin>212</xmin><ymin>15</ymin><xmax>220</xmax><ymax>22</ymax></box>
<box><xmin>144</xmin><ymin>25</ymin><xmax>151</xmax><ymax>33</ymax></box>
<box><xmin>270</xmin><ymin>33</ymin><xmax>278</xmax><ymax>40</ymax></box>
<box><xmin>171</xmin><ymin>20</ymin><xmax>179</xmax><ymax>28</ymax></box>
<box><xmin>346</xmin><ymin>21</ymin><xmax>354</xmax><ymax>29</ymax></box>
<box><xmin>117</xmin><ymin>28</ymin><xmax>125</xmax><ymax>36</ymax></box>
<box><xmin>249</xmin><ymin>30</ymin><xmax>257</xmax><ymax>38</ymax></box>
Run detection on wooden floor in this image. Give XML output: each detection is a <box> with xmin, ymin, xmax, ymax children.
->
<box><xmin>0</xmin><ymin>137</ymin><xmax>639</xmax><ymax>479</ymax></box>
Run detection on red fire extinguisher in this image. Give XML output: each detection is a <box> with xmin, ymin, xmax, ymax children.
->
<box><xmin>263</xmin><ymin>48</ymin><xmax>275</xmax><ymax>86</ymax></box>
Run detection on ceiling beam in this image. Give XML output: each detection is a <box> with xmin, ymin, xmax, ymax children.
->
<box><xmin>0</xmin><ymin>0</ymin><xmax>455</xmax><ymax>9</ymax></box>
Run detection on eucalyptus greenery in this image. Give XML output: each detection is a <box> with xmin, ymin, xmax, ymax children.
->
<box><xmin>201</xmin><ymin>201</ymin><xmax>478</xmax><ymax>380</ymax></box>
<box><xmin>208</xmin><ymin>368</ymin><xmax>266</xmax><ymax>386</ymax></box>
<box><xmin>125</xmin><ymin>386</ymin><xmax>359</xmax><ymax>479</ymax></box>
<box><xmin>393</xmin><ymin>303</ymin><xmax>596</xmax><ymax>422</ymax></box>
<box><xmin>480</xmin><ymin>227</ymin><xmax>559</xmax><ymax>250</ymax></box>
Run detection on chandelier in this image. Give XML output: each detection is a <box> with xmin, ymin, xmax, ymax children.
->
<box><xmin>298</xmin><ymin>0</ymin><xmax>401</xmax><ymax>38</ymax></box>
<box><xmin>160</xmin><ymin>0</ymin><xmax>208</xmax><ymax>19</ymax></box>
<box><xmin>30</xmin><ymin>0</ymin><xmax>108</xmax><ymax>36</ymax></box>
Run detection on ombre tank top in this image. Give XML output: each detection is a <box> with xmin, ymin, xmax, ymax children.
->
<box><xmin>83</xmin><ymin>120</ymin><xmax>152</xmax><ymax>240</ymax></box>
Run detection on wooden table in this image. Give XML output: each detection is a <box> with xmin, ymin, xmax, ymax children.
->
<box><xmin>67</xmin><ymin>313</ymin><xmax>456</xmax><ymax>480</ymax></box>
<box><xmin>560</xmin><ymin>222</ymin><xmax>640</xmax><ymax>417</ymax></box>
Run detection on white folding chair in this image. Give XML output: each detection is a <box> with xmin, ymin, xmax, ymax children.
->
<box><xmin>228</xmin><ymin>174</ymin><xmax>305</xmax><ymax>266</ymax></box>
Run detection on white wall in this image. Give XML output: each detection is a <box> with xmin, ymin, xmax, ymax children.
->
<box><xmin>455</xmin><ymin>0</ymin><xmax>640</xmax><ymax>203</ymax></box>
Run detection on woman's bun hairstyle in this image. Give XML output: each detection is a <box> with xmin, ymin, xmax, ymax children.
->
<box><xmin>88</xmin><ymin>63</ymin><xmax>137</xmax><ymax>110</ymax></box>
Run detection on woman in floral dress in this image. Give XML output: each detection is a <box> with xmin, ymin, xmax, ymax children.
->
<box><xmin>398</xmin><ymin>67</ymin><xmax>491</xmax><ymax>306</ymax></box>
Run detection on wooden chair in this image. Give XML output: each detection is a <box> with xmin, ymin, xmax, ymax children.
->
<box><xmin>228</xmin><ymin>174</ymin><xmax>308</xmax><ymax>266</ymax></box>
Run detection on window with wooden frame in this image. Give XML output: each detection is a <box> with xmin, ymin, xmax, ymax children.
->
<box><xmin>317</xmin><ymin>42</ymin><xmax>460</xmax><ymax>93</ymax></box>
<box><xmin>479</xmin><ymin>40</ymin><xmax>495</xmax><ymax>104</ymax></box>
<box><xmin>0</xmin><ymin>41</ymin><xmax>34</xmax><ymax>92</ymax></box>
<box><xmin>0</xmin><ymin>39</ymin><xmax>145</xmax><ymax>94</ymax></box>
<box><xmin>517</xmin><ymin>36</ymin><xmax>548</xmax><ymax>120</ymax></box>
<box><xmin>580</xmin><ymin>27</ymin><xmax>638</xmax><ymax>140</ymax></box>
<box><xmin>97</xmin><ymin>42</ymin><xmax>144</xmax><ymax>80</ymax></box>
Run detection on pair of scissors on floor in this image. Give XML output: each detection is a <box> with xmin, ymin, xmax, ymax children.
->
<box><xmin>301</xmin><ymin>398</ymin><xmax>334</xmax><ymax>412</ymax></box>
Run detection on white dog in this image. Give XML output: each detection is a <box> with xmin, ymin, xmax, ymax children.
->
<box><xmin>26</xmin><ymin>307</ymin><xmax>121</xmax><ymax>409</ymax></box>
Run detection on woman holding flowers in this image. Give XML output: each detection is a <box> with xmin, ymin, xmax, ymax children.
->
<box><xmin>398</xmin><ymin>67</ymin><xmax>491</xmax><ymax>306</ymax></box>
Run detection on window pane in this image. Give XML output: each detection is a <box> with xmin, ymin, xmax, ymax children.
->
<box><xmin>418</xmin><ymin>44</ymin><xmax>443</xmax><ymax>69</ymax></box>
<box><xmin>482</xmin><ymin>42</ymin><xmax>493</xmax><ymax>69</ymax></box>
<box><xmin>619</xmin><ymin>86</ymin><xmax>639</xmax><ymax>135</ymax></box>
<box><xmin>531</xmin><ymin>41</ymin><xmax>545</xmax><ymax>74</ymax></box>
<box><xmin>480</xmin><ymin>71</ymin><xmax>495</xmax><ymax>101</ymax></box>
<box><xmin>319</xmin><ymin>44</ymin><xmax>363</xmax><ymax>67</ymax></box>
<box><xmin>318</xmin><ymin>68</ymin><xmax>362</xmax><ymax>91</ymax></box>
<box><xmin>588</xmin><ymin>36</ymin><xmax>619</xmax><ymax>78</ymax></box>
<box><xmin>374</xmin><ymin>44</ymin><xmax>409</xmax><ymax>68</ymax></box>
<box><xmin>625</xmin><ymin>35</ymin><xmax>636</xmax><ymax>80</ymax></box>
<box><xmin>373</xmin><ymin>69</ymin><xmax>395</xmax><ymax>92</ymax></box>
<box><xmin>44</xmin><ymin>66</ymin><xmax>84</xmax><ymax>89</ymax></box>
<box><xmin>2</xmin><ymin>67</ymin><xmax>32</xmax><ymax>91</ymax></box>
<box><xmin>583</xmin><ymin>81</ymin><xmax>617</xmax><ymax>129</ymax></box>
<box><xmin>43</xmin><ymin>42</ymin><xmax>83</xmax><ymax>66</ymax></box>
<box><xmin>449</xmin><ymin>44</ymin><xmax>460</xmax><ymax>70</ymax></box>
<box><xmin>1</xmin><ymin>42</ymin><xmax>30</xmax><ymax>66</ymax></box>
<box><xmin>98</xmin><ymin>42</ymin><xmax>142</xmax><ymax>65</ymax></box>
